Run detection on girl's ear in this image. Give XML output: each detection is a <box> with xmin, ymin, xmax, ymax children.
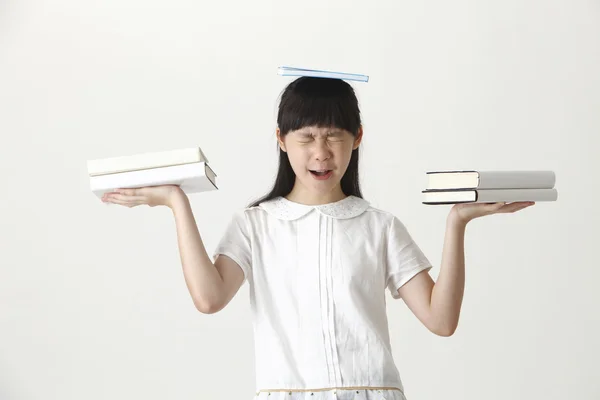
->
<box><xmin>276</xmin><ymin>128</ymin><xmax>287</xmax><ymax>152</ymax></box>
<box><xmin>353</xmin><ymin>126</ymin><xmax>363</xmax><ymax>150</ymax></box>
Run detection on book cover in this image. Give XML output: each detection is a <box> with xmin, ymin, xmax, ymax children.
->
<box><xmin>422</xmin><ymin>188</ymin><xmax>558</xmax><ymax>205</ymax></box>
<box><xmin>87</xmin><ymin>147</ymin><xmax>209</xmax><ymax>177</ymax></box>
<box><xmin>277</xmin><ymin>66</ymin><xmax>369</xmax><ymax>82</ymax></box>
<box><xmin>426</xmin><ymin>170</ymin><xmax>556</xmax><ymax>190</ymax></box>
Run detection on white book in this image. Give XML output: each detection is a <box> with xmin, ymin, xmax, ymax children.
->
<box><xmin>426</xmin><ymin>170</ymin><xmax>556</xmax><ymax>190</ymax></box>
<box><xmin>277</xmin><ymin>66</ymin><xmax>369</xmax><ymax>82</ymax></box>
<box><xmin>89</xmin><ymin>162</ymin><xmax>217</xmax><ymax>198</ymax></box>
<box><xmin>87</xmin><ymin>147</ymin><xmax>209</xmax><ymax>177</ymax></box>
<box><xmin>422</xmin><ymin>188</ymin><xmax>558</xmax><ymax>205</ymax></box>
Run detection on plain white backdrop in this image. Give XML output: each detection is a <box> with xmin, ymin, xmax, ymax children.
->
<box><xmin>1</xmin><ymin>1</ymin><xmax>598</xmax><ymax>399</ymax></box>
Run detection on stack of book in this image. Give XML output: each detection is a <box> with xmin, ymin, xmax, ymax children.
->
<box><xmin>421</xmin><ymin>170</ymin><xmax>558</xmax><ymax>205</ymax></box>
<box><xmin>87</xmin><ymin>147</ymin><xmax>218</xmax><ymax>199</ymax></box>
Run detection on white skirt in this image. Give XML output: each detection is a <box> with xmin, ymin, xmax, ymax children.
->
<box><xmin>253</xmin><ymin>388</ymin><xmax>408</xmax><ymax>400</ymax></box>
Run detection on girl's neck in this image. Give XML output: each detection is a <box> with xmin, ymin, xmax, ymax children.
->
<box><xmin>285</xmin><ymin>185</ymin><xmax>347</xmax><ymax>206</ymax></box>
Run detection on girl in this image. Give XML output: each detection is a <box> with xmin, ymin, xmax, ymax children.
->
<box><xmin>102</xmin><ymin>77</ymin><xmax>534</xmax><ymax>400</ymax></box>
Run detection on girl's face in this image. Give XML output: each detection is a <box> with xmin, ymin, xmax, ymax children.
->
<box><xmin>277</xmin><ymin>125</ymin><xmax>362</xmax><ymax>203</ymax></box>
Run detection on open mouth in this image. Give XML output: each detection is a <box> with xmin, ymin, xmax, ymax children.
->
<box><xmin>310</xmin><ymin>170</ymin><xmax>333</xmax><ymax>179</ymax></box>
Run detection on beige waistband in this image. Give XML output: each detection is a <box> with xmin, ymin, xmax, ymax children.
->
<box><xmin>256</xmin><ymin>386</ymin><xmax>403</xmax><ymax>394</ymax></box>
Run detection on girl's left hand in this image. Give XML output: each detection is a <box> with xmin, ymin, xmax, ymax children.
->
<box><xmin>450</xmin><ymin>201</ymin><xmax>535</xmax><ymax>224</ymax></box>
<box><xmin>101</xmin><ymin>185</ymin><xmax>183</xmax><ymax>208</ymax></box>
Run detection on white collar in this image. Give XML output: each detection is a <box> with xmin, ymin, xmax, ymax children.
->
<box><xmin>257</xmin><ymin>195</ymin><xmax>370</xmax><ymax>220</ymax></box>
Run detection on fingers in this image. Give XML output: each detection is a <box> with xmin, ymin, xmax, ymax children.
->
<box><xmin>497</xmin><ymin>201</ymin><xmax>535</xmax><ymax>213</ymax></box>
<box><xmin>472</xmin><ymin>202</ymin><xmax>506</xmax><ymax>216</ymax></box>
<box><xmin>488</xmin><ymin>202</ymin><xmax>507</xmax><ymax>211</ymax></box>
<box><xmin>105</xmin><ymin>197</ymin><xmax>139</xmax><ymax>208</ymax></box>
<box><xmin>109</xmin><ymin>193</ymin><xmax>146</xmax><ymax>203</ymax></box>
<box><xmin>102</xmin><ymin>192</ymin><xmax>146</xmax><ymax>207</ymax></box>
<box><xmin>114</xmin><ymin>188</ymin><xmax>138</xmax><ymax>196</ymax></box>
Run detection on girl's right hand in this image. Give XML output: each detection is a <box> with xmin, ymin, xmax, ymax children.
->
<box><xmin>101</xmin><ymin>185</ymin><xmax>184</xmax><ymax>209</ymax></box>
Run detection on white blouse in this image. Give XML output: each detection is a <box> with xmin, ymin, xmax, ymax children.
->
<box><xmin>213</xmin><ymin>195</ymin><xmax>432</xmax><ymax>400</ymax></box>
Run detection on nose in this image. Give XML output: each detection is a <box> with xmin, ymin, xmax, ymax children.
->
<box><xmin>313</xmin><ymin>139</ymin><xmax>332</xmax><ymax>161</ymax></box>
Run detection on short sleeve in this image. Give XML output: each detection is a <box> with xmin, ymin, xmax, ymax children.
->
<box><xmin>213</xmin><ymin>210</ymin><xmax>252</xmax><ymax>283</ymax></box>
<box><xmin>385</xmin><ymin>216</ymin><xmax>432</xmax><ymax>299</ymax></box>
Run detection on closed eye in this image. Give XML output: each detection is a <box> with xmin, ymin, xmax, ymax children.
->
<box><xmin>297</xmin><ymin>135</ymin><xmax>314</xmax><ymax>143</ymax></box>
<box><xmin>293</xmin><ymin>130</ymin><xmax>346</xmax><ymax>142</ymax></box>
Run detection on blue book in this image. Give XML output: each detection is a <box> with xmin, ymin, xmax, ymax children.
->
<box><xmin>277</xmin><ymin>66</ymin><xmax>369</xmax><ymax>82</ymax></box>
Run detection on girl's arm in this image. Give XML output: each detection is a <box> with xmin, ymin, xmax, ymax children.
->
<box><xmin>169</xmin><ymin>189</ymin><xmax>245</xmax><ymax>314</ymax></box>
<box><xmin>396</xmin><ymin>213</ymin><xmax>465</xmax><ymax>336</ymax></box>
<box><xmin>397</xmin><ymin>202</ymin><xmax>535</xmax><ymax>336</ymax></box>
<box><xmin>103</xmin><ymin>186</ymin><xmax>245</xmax><ymax>314</ymax></box>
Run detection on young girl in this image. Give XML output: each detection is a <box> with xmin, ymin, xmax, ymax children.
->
<box><xmin>102</xmin><ymin>77</ymin><xmax>534</xmax><ymax>400</ymax></box>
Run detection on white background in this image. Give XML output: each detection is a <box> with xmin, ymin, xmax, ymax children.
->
<box><xmin>1</xmin><ymin>1</ymin><xmax>598</xmax><ymax>399</ymax></box>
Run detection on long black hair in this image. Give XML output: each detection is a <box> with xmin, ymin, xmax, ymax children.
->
<box><xmin>248</xmin><ymin>76</ymin><xmax>363</xmax><ymax>207</ymax></box>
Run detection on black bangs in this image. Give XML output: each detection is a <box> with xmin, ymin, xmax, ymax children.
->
<box><xmin>277</xmin><ymin>77</ymin><xmax>361</xmax><ymax>136</ymax></box>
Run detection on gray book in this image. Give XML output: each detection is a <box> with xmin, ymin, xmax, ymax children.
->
<box><xmin>422</xmin><ymin>188</ymin><xmax>558</xmax><ymax>205</ymax></box>
<box><xmin>425</xmin><ymin>170</ymin><xmax>556</xmax><ymax>190</ymax></box>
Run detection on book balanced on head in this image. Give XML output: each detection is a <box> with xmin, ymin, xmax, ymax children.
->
<box><xmin>421</xmin><ymin>170</ymin><xmax>558</xmax><ymax>205</ymax></box>
<box><xmin>277</xmin><ymin>66</ymin><xmax>369</xmax><ymax>82</ymax></box>
<box><xmin>86</xmin><ymin>147</ymin><xmax>217</xmax><ymax>199</ymax></box>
